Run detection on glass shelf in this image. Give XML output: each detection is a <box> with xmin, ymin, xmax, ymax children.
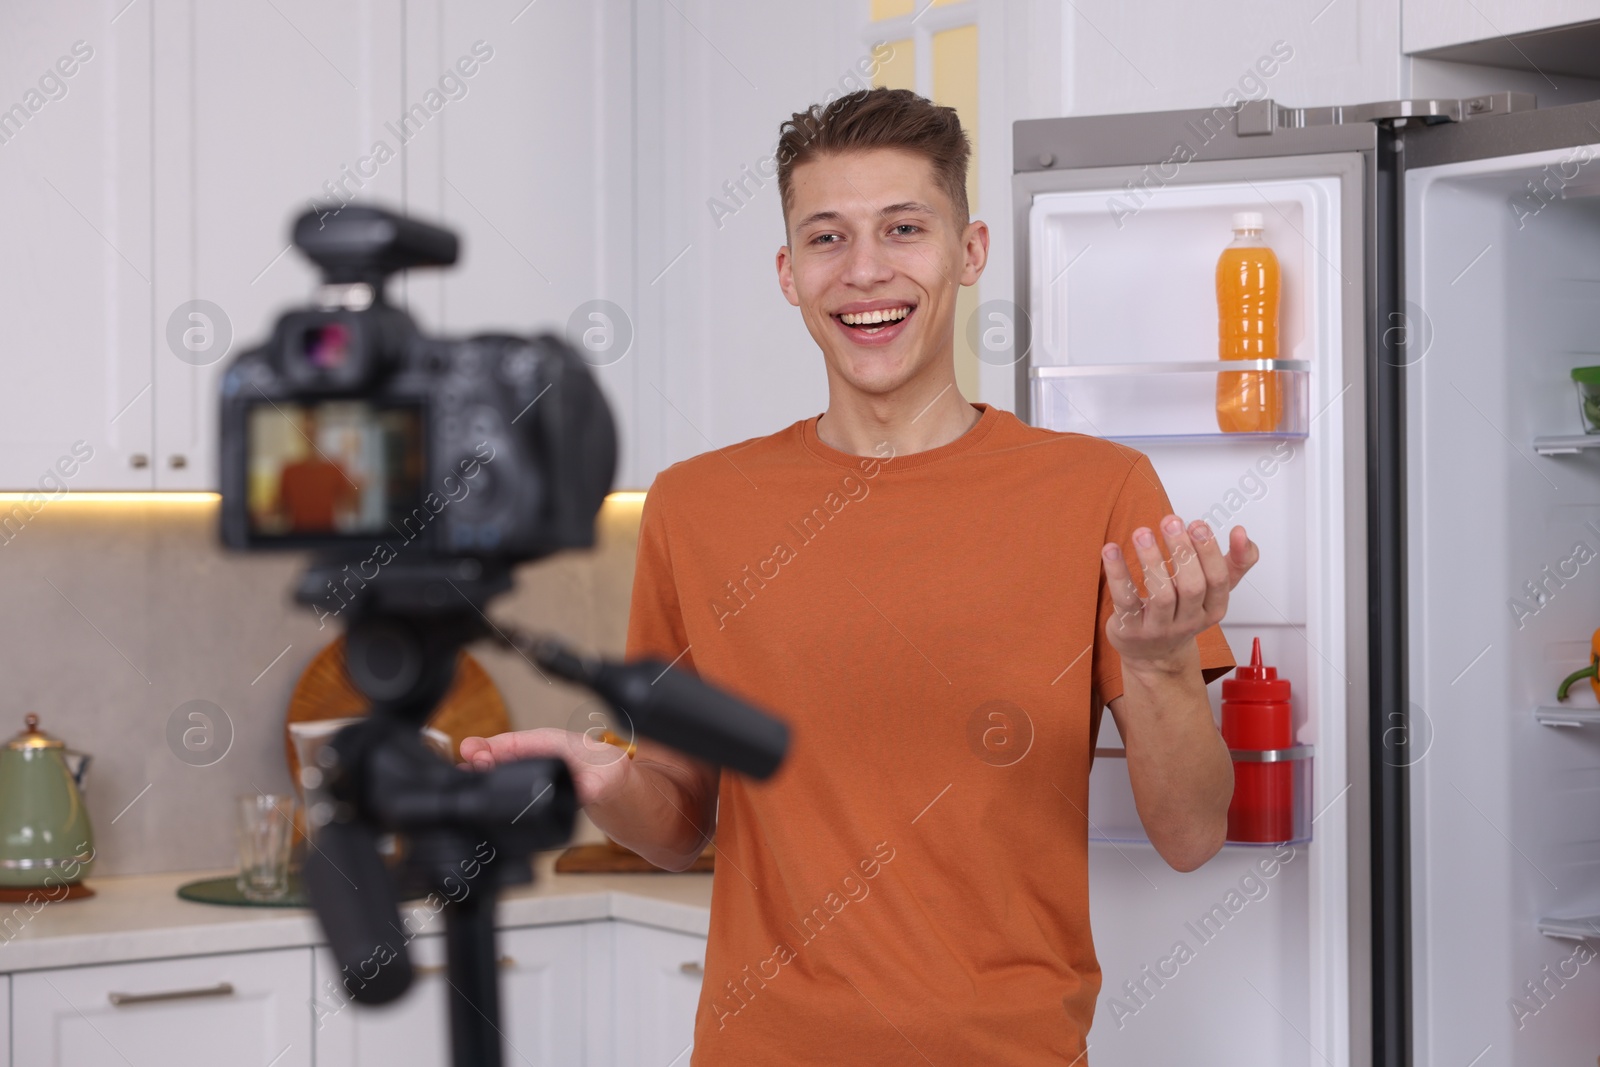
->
<box><xmin>1031</xmin><ymin>359</ymin><xmax>1311</xmax><ymax>443</ymax></box>
<box><xmin>1534</xmin><ymin>705</ymin><xmax>1600</xmax><ymax>727</ymax></box>
<box><xmin>1538</xmin><ymin>915</ymin><xmax>1600</xmax><ymax>941</ymax></box>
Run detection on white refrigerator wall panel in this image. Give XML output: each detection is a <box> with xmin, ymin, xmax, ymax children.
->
<box><xmin>1406</xmin><ymin>144</ymin><xmax>1600</xmax><ymax>1067</ymax></box>
<box><xmin>1027</xmin><ymin>171</ymin><xmax>1353</xmax><ymax>1066</ymax></box>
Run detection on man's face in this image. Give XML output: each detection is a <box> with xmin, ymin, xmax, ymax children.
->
<box><xmin>777</xmin><ymin>148</ymin><xmax>987</xmax><ymax>399</ymax></box>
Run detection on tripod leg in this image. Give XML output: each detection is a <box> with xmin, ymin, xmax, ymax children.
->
<box><xmin>444</xmin><ymin>890</ymin><xmax>504</xmax><ymax>1067</ymax></box>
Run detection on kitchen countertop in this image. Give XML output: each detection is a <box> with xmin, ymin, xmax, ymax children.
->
<box><xmin>0</xmin><ymin>851</ymin><xmax>712</xmax><ymax>974</ymax></box>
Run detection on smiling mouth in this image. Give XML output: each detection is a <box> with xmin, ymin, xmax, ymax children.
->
<box><xmin>834</xmin><ymin>304</ymin><xmax>915</xmax><ymax>334</ymax></box>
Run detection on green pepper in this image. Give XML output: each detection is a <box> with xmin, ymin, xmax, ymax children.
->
<box><xmin>1558</xmin><ymin>627</ymin><xmax>1600</xmax><ymax>701</ymax></box>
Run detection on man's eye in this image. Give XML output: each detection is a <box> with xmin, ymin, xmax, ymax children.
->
<box><xmin>891</xmin><ymin>224</ymin><xmax>921</xmax><ymax>236</ymax></box>
<box><xmin>813</xmin><ymin>233</ymin><xmax>839</xmax><ymax>245</ymax></box>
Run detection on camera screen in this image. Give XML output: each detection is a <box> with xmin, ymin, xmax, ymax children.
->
<box><xmin>246</xmin><ymin>401</ymin><xmax>423</xmax><ymax>539</ymax></box>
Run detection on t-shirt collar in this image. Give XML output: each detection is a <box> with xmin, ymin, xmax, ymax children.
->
<box><xmin>800</xmin><ymin>401</ymin><xmax>1001</xmax><ymax>471</ymax></box>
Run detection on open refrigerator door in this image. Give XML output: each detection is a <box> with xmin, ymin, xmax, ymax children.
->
<box><xmin>1014</xmin><ymin>115</ymin><xmax>1373</xmax><ymax>1066</ymax></box>
<box><xmin>1016</xmin><ymin>91</ymin><xmax>1600</xmax><ymax>1066</ymax></box>
<box><xmin>1402</xmin><ymin>104</ymin><xmax>1600</xmax><ymax>1066</ymax></box>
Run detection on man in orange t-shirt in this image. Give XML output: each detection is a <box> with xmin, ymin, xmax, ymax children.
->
<box><xmin>464</xmin><ymin>88</ymin><xmax>1256</xmax><ymax>1064</ymax></box>
<box><xmin>273</xmin><ymin>409</ymin><xmax>358</xmax><ymax>533</ymax></box>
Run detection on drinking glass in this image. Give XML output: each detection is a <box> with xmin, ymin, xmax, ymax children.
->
<box><xmin>236</xmin><ymin>794</ymin><xmax>297</xmax><ymax>902</ymax></box>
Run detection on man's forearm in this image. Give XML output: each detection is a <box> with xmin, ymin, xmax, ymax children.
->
<box><xmin>585</xmin><ymin>757</ymin><xmax>716</xmax><ymax>872</ymax></box>
<box><xmin>1115</xmin><ymin>644</ymin><xmax>1233</xmax><ymax>871</ymax></box>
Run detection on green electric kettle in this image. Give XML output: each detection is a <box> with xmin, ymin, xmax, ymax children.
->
<box><xmin>0</xmin><ymin>714</ymin><xmax>94</xmax><ymax>889</ymax></box>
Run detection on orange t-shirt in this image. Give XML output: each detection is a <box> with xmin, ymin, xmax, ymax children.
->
<box><xmin>277</xmin><ymin>457</ymin><xmax>352</xmax><ymax>531</ymax></box>
<box><xmin>624</xmin><ymin>402</ymin><xmax>1235</xmax><ymax>1066</ymax></box>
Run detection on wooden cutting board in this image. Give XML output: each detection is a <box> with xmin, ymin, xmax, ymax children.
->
<box><xmin>554</xmin><ymin>840</ymin><xmax>715</xmax><ymax>873</ymax></box>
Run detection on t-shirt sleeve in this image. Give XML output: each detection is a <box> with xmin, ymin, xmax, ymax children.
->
<box><xmin>624</xmin><ymin>473</ymin><xmax>697</xmax><ymax>674</ymax></box>
<box><xmin>1090</xmin><ymin>450</ymin><xmax>1236</xmax><ymax>716</ymax></box>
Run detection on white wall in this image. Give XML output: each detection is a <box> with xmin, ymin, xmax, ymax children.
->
<box><xmin>1058</xmin><ymin>0</ymin><xmax>1403</xmax><ymax>118</ymax></box>
<box><xmin>629</xmin><ymin>0</ymin><xmax>1067</xmax><ymax>450</ymax></box>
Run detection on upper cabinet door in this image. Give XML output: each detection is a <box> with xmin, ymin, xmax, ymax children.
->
<box><xmin>398</xmin><ymin>0</ymin><xmax>637</xmax><ymax>487</ymax></box>
<box><xmin>0</xmin><ymin>3</ymin><xmax>154</xmax><ymax>489</ymax></box>
<box><xmin>150</xmin><ymin>0</ymin><xmax>404</xmax><ymax>489</ymax></box>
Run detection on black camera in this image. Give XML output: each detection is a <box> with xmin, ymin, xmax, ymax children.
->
<box><xmin>218</xmin><ymin>204</ymin><xmax>615</xmax><ymax>564</ymax></box>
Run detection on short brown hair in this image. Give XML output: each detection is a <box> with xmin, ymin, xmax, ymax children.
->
<box><xmin>776</xmin><ymin>87</ymin><xmax>971</xmax><ymax>231</ymax></box>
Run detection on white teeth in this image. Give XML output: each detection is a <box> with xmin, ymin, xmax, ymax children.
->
<box><xmin>840</xmin><ymin>306</ymin><xmax>911</xmax><ymax>326</ymax></box>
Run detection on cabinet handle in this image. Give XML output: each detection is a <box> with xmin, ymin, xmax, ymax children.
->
<box><xmin>168</xmin><ymin>454</ymin><xmax>187</xmax><ymax>469</ymax></box>
<box><xmin>129</xmin><ymin>453</ymin><xmax>149</xmax><ymax>469</ymax></box>
<box><xmin>108</xmin><ymin>981</ymin><xmax>235</xmax><ymax>1007</ymax></box>
<box><xmin>414</xmin><ymin>956</ymin><xmax>515</xmax><ymax>977</ymax></box>
<box><xmin>679</xmin><ymin>962</ymin><xmax>704</xmax><ymax>976</ymax></box>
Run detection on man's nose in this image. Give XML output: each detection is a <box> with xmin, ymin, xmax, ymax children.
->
<box><xmin>841</xmin><ymin>237</ymin><xmax>893</xmax><ymax>286</ymax></box>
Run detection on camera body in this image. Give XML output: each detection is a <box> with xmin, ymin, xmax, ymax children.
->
<box><xmin>218</xmin><ymin>206</ymin><xmax>616</xmax><ymax>564</ymax></box>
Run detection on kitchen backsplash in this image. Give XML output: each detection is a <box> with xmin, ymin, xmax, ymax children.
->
<box><xmin>2</xmin><ymin>495</ymin><xmax>644</xmax><ymax>877</ymax></box>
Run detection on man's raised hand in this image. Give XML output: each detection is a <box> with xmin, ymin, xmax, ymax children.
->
<box><xmin>1100</xmin><ymin>516</ymin><xmax>1259</xmax><ymax>670</ymax></box>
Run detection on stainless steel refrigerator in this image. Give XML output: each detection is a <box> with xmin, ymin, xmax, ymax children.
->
<box><xmin>1012</xmin><ymin>93</ymin><xmax>1600</xmax><ymax>1067</ymax></box>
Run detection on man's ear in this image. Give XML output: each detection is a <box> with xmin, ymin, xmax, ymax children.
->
<box><xmin>776</xmin><ymin>245</ymin><xmax>801</xmax><ymax>307</ymax></box>
<box><xmin>960</xmin><ymin>220</ymin><xmax>990</xmax><ymax>287</ymax></box>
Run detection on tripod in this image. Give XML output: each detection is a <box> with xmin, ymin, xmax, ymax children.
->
<box><xmin>296</xmin><ymin>558</ymin><xmax>787</xmax><ymax>1067</ymax></box>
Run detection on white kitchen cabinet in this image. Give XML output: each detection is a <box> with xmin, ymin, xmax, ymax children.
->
<box><xmin>0</xmin><ymin>3</ymin><xmax>155</xmax><ymax>490</ymax></box>
<box><xmin>149</xmin><ymin>0</ymin><xmax>404</xmax><ymax>489</ymax></box>
<box><xmin>312</xmin><ymin>922</ymin><xmax>586</xmax><ymax>1067</ymax></box>
<box><xmin>148</xmin><ymin>0</ymin><xmax>637</xmax><ymax>491</ymax></box>
<box><xmin>1404</xmin><ymin>0</ymin><xmax>1600</xmax><ymax>55</ymax></box>
<box><xmin>0</xmin><ymin>973</ymin><xmax>9</xmax><ymax>1067</ymax></box>
<box><xmin>11</xmin><ymin>947</ymin><xmax>313</xmax><ymax>1067</ymax></box>
<box><xmin>612</xmin><ymin>923</ymin><xmax>705</xmax><ymax>1067</ymax></box>
<box><xmin>396</xmin><ymin>0</ymin><xmax>639</xmax><ymax>487</ymax></box>
<box><xmin>0</xmin><ymin>2</ymin><xmax>405</xmax><ymax>491</ymax></box>
<box><xmin>312</xmin><ymin>933</ymin><xmax>452</xmax><ymax>1066</ymax></box>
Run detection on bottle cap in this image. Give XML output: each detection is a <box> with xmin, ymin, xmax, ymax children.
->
<box><xmin>1221</xmin><ymin>637</ymin><xmax>1291</xmax><ymax>702</ymax></box>
<box><xmin>1231</xmin><ymin>211</ymin><xmax>1265</xmax><ymax>232</ymax></box>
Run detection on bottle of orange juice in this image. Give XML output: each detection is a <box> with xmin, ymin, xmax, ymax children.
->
<box><xmin>1215</xmin><ymin>212</ymin><xmax>1282</xmax><ymax>433</ymax></box>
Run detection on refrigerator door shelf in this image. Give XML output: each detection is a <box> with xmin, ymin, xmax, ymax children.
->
<box><xmin>1030</xmin><ymin>360</ymin><xmax>1310</xmax><ymax>442</ymax></box>
<box><xmin>1087</xmin><ymin>745</ymin><xmax>1314</xmax><ymax>847</ymax></box>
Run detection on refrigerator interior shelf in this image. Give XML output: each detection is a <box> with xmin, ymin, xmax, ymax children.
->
<box><xmin>1533</xmin><ymin>705</ymin><xmax>1600</xmax><ymax>727</ymax></box>
<box><xmin>1532</xmin><ymin>434</ymin><xmax>1600</xmax><ymax>456</ymax></box>
<box><xmin>1031</xmin><ymin>360</ymin><xmax>1311</xmax><ymax>442</ymax></box>
<box><xmin>1537</xmin><ymin>915</ymin><xmax>1600</xmax><ymax>942</ymax></box>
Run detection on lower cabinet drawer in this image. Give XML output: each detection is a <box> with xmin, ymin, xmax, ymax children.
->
<box><xmin>12</xmin><ymin>947</ymin><xmax>313</xmax><ymax>1067</ymax></box>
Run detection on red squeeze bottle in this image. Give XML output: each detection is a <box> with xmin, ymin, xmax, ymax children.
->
<box><xmin>1221</xmin><ymin>637</ymin><xmax>1294</xmax><ymax>843</ymax></box>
